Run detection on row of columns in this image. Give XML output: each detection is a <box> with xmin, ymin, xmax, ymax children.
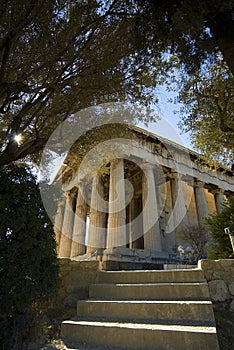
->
<box><xmin>55</xmin><ymin>158</ymin><xmax>226</xmax><ymax>258</ymax></box>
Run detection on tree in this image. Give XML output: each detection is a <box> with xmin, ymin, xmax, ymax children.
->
<box><xmin>135</xmin><ymin>0</ymin><xmax>234</xmax><ymax>166</ymax></box>
<box><xmin>137</xmin><ymin>0</ymin><xmax>234</xmax><ymax>76</ymax></box>
<box><xmin>0</xmin><ymin>165</ymin><xmax>59</xmax><ymax>349</ymax></box>
<box><xmin>1</xmin><ymin>1</ymin><xmax>234</xmax><ymax>168</ymax></box>
<box><xmin>206</xmin><ymin>197</ymin><xmax>234</xmax><ymax>259</ymax></box>
<box><xmin>0</xmin><ymin>0</ymin><xmax>163</xmax><ymax>167</ymax></box>
<box><xmin>177</xmin><ymin>59</ymin><xmax>234</xmax><ymax>167</ymax></box>
<box><xmin>179</xmin><ymin>225</ymin><xmax>209</xmax><ymax>262</ymax></box>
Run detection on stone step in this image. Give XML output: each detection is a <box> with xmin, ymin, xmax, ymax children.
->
<box><xmin>61</xmin><ymin>320</ymin><xmax>220</xmax><ymax>350</ymax></box>
<box><xmin>61</xmin><ymin>268</ymin><xmax>219</xmax><ymax>349</ymax></box>
<box><xmin>89</xmin><ymin>282</ymin><xmax>210</xmax><ymax>301</ymax></box>
<box><xmin>97</xmin><ymin>269</ymin><xmax>205</xmax><ymax>284</ymax></box>
<box><xmin>76</xmin><ymin>300</ymin><xmax>215</xmax><ymax>326</ymax></box>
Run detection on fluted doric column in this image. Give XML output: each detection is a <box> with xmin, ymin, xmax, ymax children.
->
<box><xmin>87</xmin><ymin>174</ymin><xmax>106</xmax><ymax>253</ymax></box>
<box><xmin>170</xmin><ymin>172</ymin><xmax>189</xmax><ymax>231</ymax></box>
<box><xmin>194</xmin><ymin>181</ymin><xmax>209</xmax><ymax>226</ymax></box>
<box><xmin>54</xmin><ymin>197</ymin><xmax>65</xmax><ymax>253</ymax></box>
<box><xmin>70</xmin><ymin>183</ymin><xmax>87</xmax><ymax>257</ymax></box>
<box><xmin>212</xmin><ymin>188</ymin><xmax>225</xmax><ymax>213</ymax></box>
<box><xmin>129</xmin><ymin>197</ymin><xmax>142</xmax><ymax>248</ymax></box>
<box><xmin>107</xmin><ymin>159</ymin><xmax>127</xmax><ymax>248</ymax></box>
<box><xmin>59</xmin><ymin>192</ymin><xmax>76</xmax><ymax>257</ymax></box>
<box><xmin>142</xmin><ymin>163</ymin><xmax>162</xmax><ymax>251</ymax></box>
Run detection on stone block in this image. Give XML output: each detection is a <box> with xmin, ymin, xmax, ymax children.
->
<box><xmin>208</xmin><ymin>280</ymin><xmax>230</xmax><ymax>302</ymax></box>
<box><xmin>59</xmin><ymin>258</ymin><xmax>71</xmax><ymax>265</ymax></box>
<box><xmin>228</xmin><ymin>282</ymin><xmax>234</xmax><ymax>296</ymax></box>
<box><xmin>219</xmin><ymin>259</ymin><xmax>234</xmax><ymax>269</ymax></box>
<box><xmin>213</xmin><ymin>272</ymin><xmax>221</xmax><ymax>280</ymax></box>
<box><xmin>230</xmin><ymin>300</ymin><xmax>234</xmax><ymax>312</ymax></box>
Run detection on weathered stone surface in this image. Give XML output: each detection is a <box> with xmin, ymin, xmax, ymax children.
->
<box><xmin>230</xmin><ymin>300</ymin><xmax>234</xmax><ymax>312</ymax></box>
<box><xmin>56</xmin><ymin>259</ymin><xmax>100</xmax><ymax>319</ymax></box>
<box><xmin>219</xmin><ymin>259</ymin><xmax>234</xmax><ymax>269</ymax></box>
<box><xmin>228</xmin><ymin>282</ymin><xmax>234</xmax><ymax>296</ymax></box>
<box><xmin>213</xmin><ymin>272</ymin><xmax>221</xmax><ymax>280</ymax></box>
<box><xmin>102</xmin><ymin>248</ymin><xmax>169</xmax><ymax>267</ymax></box>
<box><xmin>197</xmin><ymin>259</ymin><xmax>234</xmax><ymax>349</ymax></box>
<box><xmin>199</xmin><ymin>259</ymin><xmax>234</xmax><ymax>283</ymax></box>
<box><xmin>61</xmin><ymin>269</ymin><xmax>220</xmax><ymax>350</ymax></box>
<box><xmin>208</xmin><ymin>280</ymin><xmax>230</xmax><ymax>302</ymax></box>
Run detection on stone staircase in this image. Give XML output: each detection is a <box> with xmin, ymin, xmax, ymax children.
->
<box><xmin>61</xmin><ymin>269</ymin><xmax>220</xmax><ymax>350</ymax></box>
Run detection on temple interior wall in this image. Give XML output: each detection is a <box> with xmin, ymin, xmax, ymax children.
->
<box><xmin>206</xmin><ymin>189</ymin><xmax>217</xmax><ymax>215</ymax></box>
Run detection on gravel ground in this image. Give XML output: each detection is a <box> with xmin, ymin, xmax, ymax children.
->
<box><xmin>41</xmin><ymin>339</ymin><xmax>113</xmax><ymax>350</ymax></box>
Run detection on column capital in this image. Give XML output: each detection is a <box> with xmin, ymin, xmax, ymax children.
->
<box><xmin>141</xmin><ymin>162</ymin><xmax>155</xmax><ymax>171</ymax></box>
<box><xmin>167</xmin><ymin>171</ymin><xmax>182</xmax><ymax>180</ymax></box>
<box><xmin>65</xmin><ymin>189</ymin><xmax>77</xmax><ymax>199</ymax></box>
<box><xmin>210</xmin><ymin>187</ymin><xmax>225</xmax><ymax>195</ymax></box>
<box><xmin>194</xmin><ymin>180</ymin><xmax>205</xmax><ymax>188</ymax></box>
<box><xmin>65</xmin><ymin>191</ymin><xmax>70</xmax><ymax>198</ymax></box>
<box><xmin>78</xmin><ymin>178</ymin><xmax>89</xmax><ymax>188</ymax></box>
<box><xmin>181</xmin><ymin>174</ymin><xmax>194</xmax><ymax>186</ymax></box>
<box><xmin>111</xmin><ymin>158</ymin><xmax>124</xmax><ymax>166</ymax></box>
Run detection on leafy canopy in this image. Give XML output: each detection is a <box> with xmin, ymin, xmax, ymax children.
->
<box><xmin>136</xmin><ymin>0</ymin><xmax>234</xmax><ymax>166</ymax></box>
<box><xmin>177</xmin><ymin>59</ymin><xmax>234</xmax><ymax>167</ymax></box>
<box><xmin>0</xmin><ymin>0</ymin><xmax>234</xmax><ymax>167</ymax></box>
<box><xmin>206</xmin><ymin>197</ymin><xmax>234</xmax><ymax>259</ymax></box>
<box><xmin>0</xmin><ymin>0</ymin><xmax>165</xmax><ymax>166</ymax></box>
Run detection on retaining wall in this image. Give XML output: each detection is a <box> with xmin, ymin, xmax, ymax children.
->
<box><xmin>199</xmin><ymin>259</ymin><xmax>234</xmax><ymax>350</ymax></box>
<box><xmin>57</xmin><ymin>258</ymin><xmax>234</xmax><ymax>349</ymax></box>
<box><xmin>57</xmin><ymin>258</ymin><xmax>100</xmax><ymax>319</ymax></box>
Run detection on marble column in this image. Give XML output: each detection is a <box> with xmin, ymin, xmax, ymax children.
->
<box><xmin>213</xmin><ymin>188</ymin><xmax>225</xmax><ymax>213</ymax></box>
<box><xmin>87</xmin><ymin>174</ymin><xmax>106</xmax><ymax>254</ymax></box>
<box><xmin>142</xmin><ymin>163</ymin><xmax>162</xmax><ymax>251</ymax></box>
<box><xmin>54</xmin><ymin>197</ymin><xmax>65</xmax><ymax>253</ymax></box>
<box><xmin>170</xmin><ymin>172</ymin><xmax>189</xmax><ymax>232</ymax></box>
<box><xmin>70</xmin><ymin>183</ymin><xmax>87</xmax><ymax>258</ymax></box>
<box><xmin>58</xmin><ymin>192</ymin><xmax>76</xmax><ymax>258</ymax></box>
<box><xmin>194</xmin><ymin>181</ymin><xmax>209</xmax><ymax>226</ymax></box>
<box><xmin>107</xmin><ymin>159</ymin><xmax>127</xmax><ymax>248</ymax></box>
<box><xmin>129</xmin><ymin>197</ymin><xmax>142</xmax><ymax>248</ymax></box>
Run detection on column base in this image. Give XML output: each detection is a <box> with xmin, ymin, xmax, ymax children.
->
<box><xmin>102</xmin><ymin>247</ymin><xmax>181</xmax><ymax>271</ymax></box>
<box><xmin>72</xmin><ymin>250</ymin><xmax>103</xmax><ymax>262</ymax></box>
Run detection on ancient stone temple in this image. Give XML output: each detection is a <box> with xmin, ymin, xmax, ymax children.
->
<box><xmin>54</xmin><ymin>125</ymin><xmax>234</xmax><ymax>269</ymax></box>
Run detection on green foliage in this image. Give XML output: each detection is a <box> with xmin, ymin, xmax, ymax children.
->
<box><xmin>206</xmin><ymin>197</ymin><xmax>234</xmax><ymax>259</ymax></box>
<box><xmin>0</xmin><ymin>0</ymin><xmax>233</xmax><ymax>167</ymax></box>
<box><xmin>137</xmin><ymin>0</ymin><xmax>234</xmax><ymax>165</ymax></box>
<box><xmin>176</xmin><ymin>59</ymin><xmax>234</xmax><ymax>167</ymax></box>
<box><xmin>0</xmin><ymin>165</ymin><xmax>59</xmax><ymax>349</ymax></box>
<box><xmin>137</xmin><ymin>0</ymin><xmax>234</xmax><ymax>75</ymax></box>
<box><xmin>0</xmin><ymin>0</ymin><xmax>163</xmax><ymax>166</ymax></box>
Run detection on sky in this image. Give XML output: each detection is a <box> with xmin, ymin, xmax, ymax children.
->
<box><xmin>39</xmin><ymin>87</ymin><xmax>194</xmax><ymax>183</ymax></box>
<box><xmin>137</xmin><ymin>87</ymin><xmax>193</xmax><ymax>151</ymax></box>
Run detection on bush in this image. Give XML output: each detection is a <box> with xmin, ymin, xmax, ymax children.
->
<box><xmin>0</xmin><ymin>165</ymin><xmax>59</xmax><ymax>350</ymax></box>
<box><xmin>206</xmin><ymin>197</ymin><xmax>234</xmax><ymax>259</ymax></box>
<box><xmin>179</xmin><ymin>225</ymin><xmax>209</xmax><ymax>263</ymax></box>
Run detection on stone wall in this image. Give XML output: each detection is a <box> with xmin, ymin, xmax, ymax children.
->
<box><xmin>199</xmin><ymin>259</ymin><xmax>234</xmax><ymax>350</ymax></box>
<box><xmin>55</xmin><ymin>258</ymin><xmax>234</xmax><ymax>350</ymax></box>
<box><xmin>57</xmin><ymin>258</ymin><xmax>100</xmax><ymax>319</ymax></box>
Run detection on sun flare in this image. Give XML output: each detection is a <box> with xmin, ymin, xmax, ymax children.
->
<box><xmin>14</xmin><ymin>134</ymin><xmax>22</xmax><ymax>143</ymax></box>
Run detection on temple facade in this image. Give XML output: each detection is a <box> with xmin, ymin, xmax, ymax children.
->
<box><xmin>54</xmin><ymin>126</ymin><xmax>234</xmax><ymax>269</ymax></box>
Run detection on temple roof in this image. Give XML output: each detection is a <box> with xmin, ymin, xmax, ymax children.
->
<box><xmin>54</xmin><ymin>124</ymin><xmax>233</xmax><ymax>194</ymax></box>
